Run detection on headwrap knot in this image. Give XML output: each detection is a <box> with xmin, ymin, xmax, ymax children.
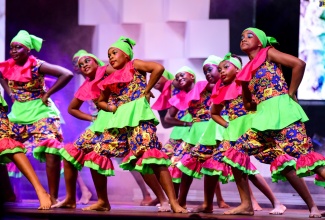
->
<box><xmin>110</xmin><ymin>36</ymin><xmax>136</xmax><ymax>60</ymax></box>
<box><xmin>11</xmin><ymin>30</ymin><xmax>43</xmax><ymax>52</ymax></box>
<box><xmin>222</xmin><ymin>52</ymin><xmax>242</xmax><ymax>70</ymax></box>
<box><xmin>245</xmin><ymin>27</ymin><xmax>278</xmax><ymax>48</ymax></box>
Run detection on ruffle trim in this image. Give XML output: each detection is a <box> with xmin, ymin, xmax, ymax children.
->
<box><xmin>211</xmin><ymin>81</ymin><xmax>242</xmax><ymax>104</ymax></box>
<box><xmin>270</xmin><ymin>154</ymin><xmax>296</xmax><ymax>183</ymax></box>
<box><xmin>222</xmin><ymin>148</ymin><xmax>259</xmax><ymax>175</ymax></box>
<box><xmin>169</xmin><ymin>113</ymin><xmax>193</xmax><ymax>140</ymax></box>
<box><xmin>89</xmin><ymin>110</ymin><xmax>114</xmax><ymax>133</ymax></box>
<box><xmin>198</xmin><ymin>116</ymin><xmax>229</xmax><ymax>145</ymax></box>
<box><xmin>222</xmin><ymin>114</ymin><xmax>254</xmax><ymax>141</ymax></box>
<box><xmin>182</xmin><ymin>120</ymin><xmax>210</xmax><ymax>145</ymax></box>
<box><xmin>151</xmin><ymin>80</ymin><xmax>173</xmax><ymax>110</ymax></box>
<box><xmin>296</xmin><ymin>151</ymin><xmax>325</xmax><ymax>178</ymax></box>
<box><xmin>33</xmin><ymin>139</ymin><xmax>62</xmax><ymax>162</ymax></box>
<box><xmin>83</xmin><ymin>151</ymin><xmax>115</xmax><ymax>176</ymax></box>
<box><xmin>59</xmin><ymin>144</ymin><xmax>86</xmax><ymax>171</ymax></box>
<box><xmin>176</xmin><ymin>154</ymin><xmax>203</xmax><ymax>179</ymax></box>
<box><xmin>168</xmin><ymin>166</ymin><xmax>182</xmax><ymax>183</ymax></box>
<box><xmin>314</xmin><ymin>174</ymin><xmax>325</xmax><ymax>187</ymax></box>
<box><xmin>201</xmin><ymin>158</ymin><xmax>233</xmax><ymax>184</ymax></box>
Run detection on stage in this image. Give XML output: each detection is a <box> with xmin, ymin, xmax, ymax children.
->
<box><xmin>1</xmin><ymin>199</ymin><xmax>325</xmax><ymax>220</ymax></box>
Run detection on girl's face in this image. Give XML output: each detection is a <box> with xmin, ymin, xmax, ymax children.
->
<box><xmin>78</xmin><ymin>56</ymin><xmax>98</xmax><ymax>79</ymax></box>
<box><xmin>218</xmin><ymin>60</ymin><xmax>239</xmax><ymax>85</ymax></box>
<box><xmin>203</xmin><ymin>64</ymin><xmax>220</xmax><ymax>84</ymax></box>
<box><xmin>240</xmin><ymin>30</ymin><xmax>262</xmax><ymax>52</ymax></box>
<box><xmin>175</xmin><ymin>71</ymin><xmax>194</xmax><ymax>90</ymax></box>
<box><xmin>9</xmin><ymin>42</ymin><xmax>30</xmax><ymax>65</ymax></box>
<box><xmin>108</xmin><ymin>48</ymin><xmax>129</xmax><ymax>70</ymax></box>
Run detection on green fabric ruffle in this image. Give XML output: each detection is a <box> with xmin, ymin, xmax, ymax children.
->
<box><xmin>89</xmin><ymin>110</ymin><xmax>114</xmax><ymax>133</ymax></box>
<box><xmin>182</xmin><ymin>120</ymin><xmax>210</xmax><ymax>145</ymax></box>
<box><xmin>251</xmin><ymin>94</ymin><xmax>309</xmax><ymax>131</ymax></box>
<box><xmin>8</xmin><ymin>98</ymin><xmax>59</xmax><ymax>124</ymax></box>
<box><xmin>199</xmin><ymin>115</ymin><xmax>229</xmax><ymax>145</ymax></box>
<box><xmin>169</xmin><ymin>113</ymin><xmax>193</xmax><ymax>140</ymax></box>
<box><xmin>223</xmin><ymin>114</ymin><xmax>254</xmax><ymax>141</ymax></box>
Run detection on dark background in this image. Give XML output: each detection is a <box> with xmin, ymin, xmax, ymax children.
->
<box><xmin>5</xmin><ymin>0</ymin><xmax>324</xmax><ymax>141</ymax></box>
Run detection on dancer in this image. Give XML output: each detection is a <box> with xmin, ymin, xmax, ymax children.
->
<box><xmin>208</xmin><ymin>53</ymin><xmax>286</xmax><ymax>215</ymax></box>
<box><xmin>0</xmin><ymin>77</ymin><xmax>51</xmax><ymax>209</ymax></box>
<box><xmin>164</xmin><ymin>64</ymin><xmax>229</xmax><ymax>210</ymax></box>
<box><xmin>0</xmin><ymin>30</ymin><xmax>73</xmax><ymax>205</ymax></box>
<box><xmin>222</xmin><ymin>27</ymin><xmax>325</xmax><ymax>218</ymax></box>
<box><xmin>96</xmin><ymin>36</ymin><xmax>187</xmax><ymax>213</ymax></box>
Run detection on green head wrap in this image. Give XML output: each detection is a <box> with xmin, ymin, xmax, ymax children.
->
<box><xmin>11</xmin><ymin>30</ymin><xmax>43</xmax><ymax>52</ymax></box>
<box><xmin>78</xmin><ymin>52</ymin><xmax>105</xmax><ymax>67</ymax></box>
<box><xmin>162</xmin><ymin>70</ymin><xmax>174</xmax><ymax>80</ymax></box>
<box><xmin>109</xmin><ymin>36</ymin><xmax>136</xmax><ymax>60</ymax></box>
<box><xmin>176</xmin><ymin>66</ymin><xmax>196</xmax><ymax>82</ymax></box>
<box><xmin>245</xmin><ymin>27</ymin><xmax>278</xmax><ymax>48</ymax></box>
<box><xmin>203</xmin><ymin>55</ymin><xmax>223</xmax><ymax>67</ymax></box>
<box><xmin>221</xmin><ymin>52</ymin><xmax>242</xmax><ymax>70</ymax></box>
<box><xmin>73</xmin><ymin>49</ymin><xmax>88</xmax><ymax>60</ymax></box>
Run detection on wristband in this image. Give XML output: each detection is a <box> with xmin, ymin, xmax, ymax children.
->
<box><xmin>183</xmin><ymin>122</ymin><xmax>187</xmax><ymax>126</ymax></box>
<box><xmin>225</xmin><ymin>122</ymin><xmax>229</xmax><ymax>128</ymax></box>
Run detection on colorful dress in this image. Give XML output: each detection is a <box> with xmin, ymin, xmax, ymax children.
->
<box><xmin>0</xmin><ymin>56</ymin><xmax>63</xmax><ymax>162</ymax></box>
<box><xmin>152</xmin><ymin>80</ymin><xmax>192</xmax><ymax>183</ymax></box>
<box><xmin>223</xmin><ymin>46</ymin><xmax>325</xmax><ymax>183</ymax></box>
<box><xmin>59</xmin><ymin>65</ymin><xmax>115</xmax><ymax>176</ymax></box>
<box><xmin>90</xmin><ymin>60</ymin><xmax>170</xmax><ymax>175</ymax></box>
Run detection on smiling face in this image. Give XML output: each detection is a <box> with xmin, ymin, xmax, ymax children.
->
<box><xmin>108</xmin><ymin>47</ymin><xmax>129</xmax><ymax>70</ymax></box>
<box><xmin>240</xmin><ymin>30</ymin><xmax>262</xmax><ymax>53</ymax></box>
<box><xmin>78</xmin><ymin>56</ymin><xmax>98</xmax><ymax>79</ymax></box>
<box><xmin>218</xmin><ymin>60</ymin><xmax>239</xmax><ymax>85</ymax></box>
<box><xmin>175</xmin><ymin>71</ymin><xmax>195</xmax><ymax>91</ymax></box>
<box><xmin>9</xmin><ymin>42</ymin><xmax>30</xmax><ymax>65</ymax></box>
<box><xmin>203</xmin><ymin>64</ymin><xmax>220</xmax><ymax>84</ymax></box>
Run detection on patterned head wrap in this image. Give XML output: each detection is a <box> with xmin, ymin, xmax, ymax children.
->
<box><xmin>11</xmin><ymin>30</ymin><xmax>43</xmax><ymax>52</ymax></box>
<box><xmin>244</xmin><ymin>27</ymin><xmax>278</xmax><ymax>48</ymax></box>
<box><xmin>109</xmin><ymin>36</ymin><xmax>136</xmax><ymax>60</ymax></box>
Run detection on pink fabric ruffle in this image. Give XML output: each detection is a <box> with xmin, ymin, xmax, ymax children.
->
<box><xmin>168</xmin><ymin>81</ymin><xmax>208</xmax><ymax>110</ymax></box>
<box><xmin>179</xmin><ymin>154</ymin><xmax>202</xmax><ymax>174</ymax></box>
<box><xmin>135</xmin><ymin>148</ymin><xmax>169</xmax><ymax>167</ymax></box>
<box><xmin>84</xmin><ymin>151</ymin><xmax>115</xmax><ymax>171</ymax></box>
<box><xmin>315</xmin><ymin>174</ymin><xmax>324</xmax><ymax>181</ymax></box>
<box><xmin>211</xmin><ymin>81</ymin><xmax>242</xmax><ymax>104</ymax></box>
<box><xmin>296</xmin><ymin>151</ymin><xmax>325</xmax><ymax>172</ymax></box>
<box><xmin>151</xmin><ymin>80</ymin><xmax>173</xmax><ymax>110</ymax></box>
<box><xmin>270</xmin><ymin>154</ymin><xmax>296</xmax><ymax>173</ymax></box>
<box><xmin>0</xmin><ymin>137</ymin><xmax>25</xmax><ymax>153</ymax></box>
<box><xmin>223</xmin><ymin>147</ymin><xmax>251</xmax><ymax>170</ymax></box>
<box><xmin>38</xmin><ymin>139</ymin><xmax>62</xmax><ymax>149</ymax></box>
<box><xmin>0</xmin><ymin>55</ymin><xmax>37</xmax><ymax>82</ymax></box>
<box><xmin>74</xmin><ymin>65</ymin><xmax>107</xmax><ymax>101</ymax></box>
<box><xmin>169</xmin><ymin>166</ymin><xmax>182</xmax><ymax>179</ymax></box>
<box><xmin>97</xmin><ymin>61</ymin><xmax>134</xmax><ymax>90</ymax></box>
<box><xmin>202</xmin><ymin>157</ymin><xmax>232</xmax><ymax>177</ymax></box>
<box><xmin>236</xmin><ymin>46</ymin><xmax>271</xmax><ymax>82</ymax></box>
<box><xmin>63</xmin><ymin>143</ymin><xmax>87</xmax><ymax>165</ymax></box>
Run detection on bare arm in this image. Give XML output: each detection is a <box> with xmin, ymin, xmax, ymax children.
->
<box><xmin>97</xmin><ymin>89</ymin><xmax>116</xmax><ymax>112</ymax></box>
<box><xmin>210</xmin><ymin>104</ymin><xmax>228</xmax><ymax>127</ymax></box>
<box><xmin>268</xmin><ymin>47</ymin><xmax>305</xmax><ymax>100</ymax></box>
<box><xmin>68</xmin><ymin>97</ymin><xmax>94</xmax><ymax>122</ymax></box>
<box><xmin>241</xmin><ymin>81</ymin><xmax>256</xmax><ymax>111</ymax></box>
<box><xmin>157</xmin><ymin>109</ymin><xmax>174</xmax><ymax>129</ymax></box>
<box><xmin>39</xmin><ymin>62</ymin><xmax>74</xmax><ymax>105</ymax></box>
<box><xmin>164</xmin><ymin>106</ymin><xmax>192</xmax><ymax>127</ymax></box>
<box><xmin>133</xmin><ymin>59</ymin><xmax>164</xmax><ymax>101</ymax></box>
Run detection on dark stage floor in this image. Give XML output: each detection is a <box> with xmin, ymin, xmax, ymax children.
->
<box><xmin>0</xmin><ymin>200</ymin><xmax>321</xmax><ymax>220</ymax></box>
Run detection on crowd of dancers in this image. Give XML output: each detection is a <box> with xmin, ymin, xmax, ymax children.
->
<box><xmin>0</xmin><ymin>27</ymin><xmax>325</xmax><ymax>218</ymax></box>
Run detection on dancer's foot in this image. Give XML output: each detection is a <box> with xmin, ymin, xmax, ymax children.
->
<box><xmin>77</xmin><ymin>191</ymin><xmax>92</xmax><ymax>205</ymax></box>
<box><xmin>82</xmin><ymin>202</ymin><xmax>111</xmax><ymax>211</ymax></box>
<box><xmin>37</xmin><ymin>191</ymin><xmax>52</xmax><ymax>210</ymax></box>
<box><xmin>191</xmin><ymin>205</ymin><xmax>213</xmax><ymax>213</ymax></box>
<box><xmin>50</xmin><ymin>196</ymin><xmax>58</xmax><ymax>206</ymax></box>
<box><xmin>158</xmin><ymin>201</ymin><xmax>171</xmax><ymax>212</ymax></box>
<box><xmin>252</xmin><ymin>200</ymin><xmax>262</xmax><ymax>211</ymax></box>
<box><xmin>217</xmin><ymin>200</ymin><xmax>230</xmax><ymax>209</ymax></box>
<box><xmin>309</xmin><ymin>206</ymin><xmax>321</xmax><ymax>218</ymax></box>
<box><xmin>269</xmin><ymin>204</ymin><xmax>286</xmax><ymax>215</ymax></box>
<box><xmin>51</xmin><ymin>198</ymin><xmax>76</xmax><ymax>209</ymax></box>
<box><xmin>170</xmin><ymin>200</ymin><xmax>188</xmax><ymax>213</ymax></box>
<box><xmin>223</xmin><ymin>204</ymin><xmax>254</xmax><ymax>216</ymax></box>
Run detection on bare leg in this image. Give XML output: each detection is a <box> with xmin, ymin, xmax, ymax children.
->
<box><xmin>248</xmin><ymin>173</ymin><xmax>286</xmax><ymax>214</ymax></box>
<box><xmin>51</xmin><ymin>159</ymin><xmax>78</xmax><ymax>208</ymax></box>
<box><xmin>82</xmin><ymin>169</ymin><xmax>110</xmax><ymax>211</ymax></box>
<box><xmin>141</xmin><ymin>173</ymin><xmax>169</xmax><ymax>211</ymax></box>
<box><xmin>215</xmin><ymin>180</ymin><xmax>230</xmax><ymax>208</ymax></box>
<box><xmin>130</xmin><ymin>171</ymin><xmax>154</xmax><ymax>206</ymax></box>
<box><xmin>8</xmin><ymin>153</ymin><xmax>51</xmax><ymax>210</ymax></box>
<box><xmin>281</xmin><ymin>166</ymin><xmax>321</xmax><ymax>218</ymax></box>
<box><xmin>248</xmin><ymin>183</ymin><xmax>262</xmax><ymax>211</ymax></box>
<box><xmin>314</xmin><ymin>166</ymin><xmax>325</xmax><ymax>217</ymax></box>
<box><xmin>151</xmin><ymin>164</ymin><xmax>187</xmax><ymax>213</ymax></box>
<box><xmin>173</xmin><ymin>182</ymin><xmax>180</xmax><ymax>198</ymax></box>
<box><xmin>192</xmin><ymin>175</ymin><xmax>218</xmax><ymax>213</ymax></box>
<box><xmin>45</xmin><ymin>153</ymin><xmax>61</xmax><ymax>205</ymax></box>
<box><xmin>177</xmin><ymin>172</ymin><xmax>193</xmax><ymax>209</ymax></box>
<box><xmin>224</xmin><ymin>167</ymin><xmax>254</xmax><ymax>215</ymax></box>
<box><xmin>76</xmin><ymin>172</ymin><xmax>92</xmax><ymax>205</ymax></box>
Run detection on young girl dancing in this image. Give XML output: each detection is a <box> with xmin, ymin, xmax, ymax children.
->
<box><xmin>92</xmin><ymin>36</ymin><xmax>187</xmax><ymax>213</ymax></box>
<box><xmin>208</xmin><ymin>53</ymin><xmax>287</xmax><ymax>215</ymax></box>
<box><xmin>222</xmin><ymin>27</ymin><xmax>325</xmax><ymax>218</ymax></box>
<box><xmin>0</xmin><ymin>30</ymin><xmax>73</xmax><ymax>205</ymax></box>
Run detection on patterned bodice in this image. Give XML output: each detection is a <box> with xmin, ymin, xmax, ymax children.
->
<box><xmin>188</xmin><ymin>89</ymin><xmax>211</xmax><ymax>122</ymax></box>
<box><xmin>224</xmin><ymin>95</ymin><xmax>253</xmax><ymax>121</ymax></box>
<box><xmin>248</xmin><ymin>60</ymin><xmax>288</xmax><ymax>105</ymax></box>
<box><xmin>171</xmin><ymin>85</ymin><xmax>188</xmax><ymax>120</ymax></box>
<box><xmin>8</xmin><ymin>59</ymin><xmax>46</xmax><ymax>102</ymax></box>
<box><xmin>108</xmin><ymin>70</ymin><xmax>147</xmax><ymax>107</ymax></box>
